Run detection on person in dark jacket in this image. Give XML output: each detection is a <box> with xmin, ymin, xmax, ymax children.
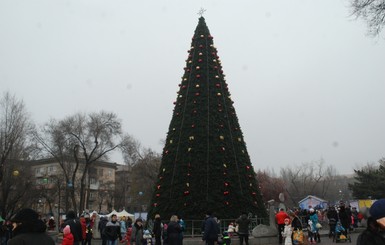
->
<box><xmin>153</xmin><ymin>214</ymin><xmax>162</xmax><ymax>245</ymax></box>
<box><xmin>357</xmin><ymin>198</ymin><xmax>385</xmax><ymax>245</ymax></box>
<box><xmin>98</xmin><ymin>216</ymin><xmax>109</xmax><ymax>245</ymax></box>
<box><xmin>288</xmin><ymin>211</ymin><xmax>303</xmax><ymax>245</ymax></box>
<box><xmin>357</xmin><ymin>216</ymin><xmax>385</xmax><ymax>245</ymax></box>
<box><xmin>63</xmin><ymin>210</ymin><xmax>83</xmax><ymax>245</ymax></box>
<box><xmin>177</xmin><ymin>215</ymin><xmax>185</xmax><ymax>245</ymax></box>
<box><xmin>327</xmin><ymin>206</ymin><xmax>338</xmax><ymax>238</ymax></box>
<box><xmin>167</xmin><ymin>215</ymin><xmax>181</xmax><ymax>245</ymax></box>
<box><xmin>338</xmin><ymin>205</ymin><xmax>349</xmax><ymax>236</ymax></box>
<box><xmin>104</xmin><ymin>214</ymin><xmax>122</xmax><ymax>245</ymax></box>
<box><xmin>288</xmin><ymin>211</ymin><xmax>302</xmax><ymax>231</ymax></box>
<box><xmin>131</xmin><ymin>218</ymin><xmax>144</xmax><ymax>245</ymax></box>
<box><xmin>236</xmin><ymin>212</ymin><xmax>250</xmax><ymax>245</ymax></box>
<box><xmin>7</xmin><ymin>208</ymin><xmax>55</xmax><ymax>245</ymax></box>
<box><xmin>202</xmin><ymin>212</ymin><xmax>219</xmax><ymax>245</ymax></box>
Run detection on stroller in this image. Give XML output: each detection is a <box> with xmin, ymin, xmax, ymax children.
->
<box><xmin>219</xmin><ymin>231</ymin><xmax>231</xmax><ymax>245</ymax></box>
<box><xmin>143</xmin><ymin>229</ymin><xmax>153</xmax><ymax>245</ymax></box>
<box><xmin>332</xmin><ymin>222</ymin><xmax>351</xmax><ymax>243</ymax></box>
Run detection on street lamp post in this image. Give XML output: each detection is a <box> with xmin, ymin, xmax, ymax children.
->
<box><xmin>138</xmin><ymin>191</ymin><xmax>143</xmax><ymax>218</ymax></box>
<box><xmin>339</xmin><ymin>190</ymin><xmax>344</xmax><ymax>203</ymax></box>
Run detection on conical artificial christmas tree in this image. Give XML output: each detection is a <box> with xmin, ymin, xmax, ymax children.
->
<box><xmin>148</xmin><ymin>16</ymin><xmax>267</xmax><ymax>220</ymax></box>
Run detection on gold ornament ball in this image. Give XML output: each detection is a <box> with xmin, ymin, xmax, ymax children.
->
<box><xmin>13</xmin><ymin>170</ymin><xmax>19</xmax><ymax>176</ymax></box>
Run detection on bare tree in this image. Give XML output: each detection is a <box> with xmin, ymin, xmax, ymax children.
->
<box><xmin>0</xmin><ymin>92</ymin><xmax>38</xmax><ymax>216</ymax></box>
<box><xmin>256</xmin><ymin>169</ymin><xmax>285</xmax><ymax>204</ymax></box>
<box><xmin>128</xmin><ymin>148</ymin><xmax>161</xmax><ymax>212</ymax></box>
<box><xmin>35</xmin><ymin>119</ymin><xmax>82</xmax><ymax>213</ymax></box>
<box><xmin>350</xmin><ymin>0</ymin><xmax>385</xmax><ymax>36</ymax></box>
<box><xmin>120</xmin><ymin>133</ymin><xmax>143</xmax><ymax>166</ymax></box>
<box><xmin>1</xmin><ymin>162</ymin><xmax>36</xmax><ymax>218</ymax></box>
<box><xmin>280</xmin><ymin>159</ymin><xmax>338</xmax><ymax>206</ymax></box>
<box><xmin>120</xmin><ymin>134</ymin><xmax>162</xmax><ymax>212</ymax></box>
<box><xmin>36</xmin><ymin>111</ymin><xmax>122</xmax><ymax>213</ymax></box>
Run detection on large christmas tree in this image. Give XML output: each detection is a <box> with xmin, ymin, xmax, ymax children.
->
<box><xmin>148</xmin><ymin>16</ymin><xmax>266</xmax><ymax>220</ymax></box>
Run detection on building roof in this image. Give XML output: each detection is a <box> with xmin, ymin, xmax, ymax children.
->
<box><xmin>298</xmin><ymin>195</ymin><xmax>327</xmax><ymax>204</ymax></box>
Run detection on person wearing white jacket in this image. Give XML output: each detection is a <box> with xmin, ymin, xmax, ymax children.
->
<box><xmin>281</xmin><ymin>218</ymin><xmax>292</xmax><ymax>245</ymax></box>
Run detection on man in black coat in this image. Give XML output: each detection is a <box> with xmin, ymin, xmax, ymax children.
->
<box><xmin>153</xmin><ymin>214</ymin><xmax>162</xmax><ymax>245</ymax></box>
<box><xmin>236</xmin><ymin>212</ymin><xmax>250</xmax><ymax>245</ymax></box>
<box><xmin>327</xmin><ymin>206</ymin><xmax>338</xmax><ymax>238</ymax></box>
<box><xmin>63</xmin><ymin>210</ymin><xmax>83</xmax><ymax>245</ymax></box>
<box><xmin>202</xmin><ymin>211</ymin><xmax>219</xmax><ymax>245</ymax></box>
<box><xmin>98</xmin><ymin>216</ymin><xmax>109</xmax><ymax>245</ymax></box>
<box><xmin>338</xmin><ymin>206</ymin><xmax>349</xmax><ymax>236</ymax></box>
<box><xmin>8</xmin><ymin>208</ymin><xmax>55</xmax><ymax>245</ymax></box>
<box><xmin>104</xmin><ymin>214</ymin><xmax>122</xmax><ymax>244</ymax></box>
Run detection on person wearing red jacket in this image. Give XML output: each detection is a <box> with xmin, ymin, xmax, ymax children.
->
<box><xmin>62</xmin><ymin>225</ymin><xmax>74</xmax><ymax>245</ymax></box>
<box><xmin>80</xmin><ymin>216</ymin><xmax>87</xmax><ymax>243</ymax></box>
<box><xmin>124</xmin><ymin>226</ymin><xmax>133</xmax><ymax>245</ymax></box>
<box><xmin>275</xmin><ymin>208</ymin><xmax>289</xmax><ymax>244</ymax></box>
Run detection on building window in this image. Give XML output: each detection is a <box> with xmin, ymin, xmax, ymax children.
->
<box><xmin>48</xmin><ymin>166</ymin><xmax>56</xmax><ymax>173</ymax></box>
<box><xmin>108</xmin><ymin>170</ymin><xmax>112</xmax><ymax>177</ymax></box>
<box><xmin>90</xmin><ymin>178</ymin><xmax>96</xmax><ymax>185</ymax></box>
<box><xmin>98</xmin><ymin>169</ymin><xmax>104</xmax><ymax>176</ymax></box>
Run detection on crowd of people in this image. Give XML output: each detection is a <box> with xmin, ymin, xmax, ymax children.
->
<box><xmin>0</xmin><ymin>199</ymin><xmax>384</xmax><ymax>245</ymax></box>
<box><xmin>274</xmin><ymin>199</ymin><xmax>385</xmax><ymax>245</ymax></box>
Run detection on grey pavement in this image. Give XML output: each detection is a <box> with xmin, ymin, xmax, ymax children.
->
<box><xmin>53</xmin><ymin>232</ymin><xmax>360</xmax><ymax>245</ymax></box>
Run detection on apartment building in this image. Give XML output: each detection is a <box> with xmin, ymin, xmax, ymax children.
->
<box><xmin>28</xmin><ymin>158</ymin><xmax>118</xmax><ymax>215</ymax></box>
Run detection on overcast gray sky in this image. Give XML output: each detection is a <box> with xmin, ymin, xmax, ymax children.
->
<box><xmin>1</xmin><ymin>0</ymin><xmax>385</xmax><ymax>175</ymax></box>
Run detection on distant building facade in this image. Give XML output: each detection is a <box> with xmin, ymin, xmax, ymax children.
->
<box><xmin>27</xmin><ymin>158</ymin><xmax>119</xmax><ymax>215</ymax></box>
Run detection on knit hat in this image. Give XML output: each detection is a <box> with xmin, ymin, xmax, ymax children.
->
<box><xmin>369</xmin><ymin>199</ymin><xmax>385</xmax><ymax>220</ymax></box>
<box><xmin>63</xmin><ymin>225</ymin><xmax>71</xmax><ymax>235</ymax></box>
<box><xmin>284</xmin><ymin>218</ymin><xmax>290</xmax><ymax>223</ymax></box>
<box><xmin>10</xmin><ymin>208</ymin><xmax>39</xmax><ymax>223</ymax></box>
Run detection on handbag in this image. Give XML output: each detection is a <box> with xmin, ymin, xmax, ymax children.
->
<box><xmin>293</xmin><ymin>229</ymin><xmax>304</xmax><ymax>245</ymax></box>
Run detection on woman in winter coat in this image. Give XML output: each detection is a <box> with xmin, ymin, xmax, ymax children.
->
<box><xmin>120</xmin><ymin>216</ymin><xmax>127</xmax><ymax>242</ymax></box>
<box><xmin>62</xmin><ymin>225</ymin><xmax>74</xmax><ymax>245</ymax></box>
<box><xmin>166</xmin><ymin>215</ymin><xmax>181</xmax><ymax>245</ymax></box>
<box><xmin>288</xmin><ymin>211</ymin><xmax>302</xmax><ymax>231</ymax></box>
<box><xmin>131</xmin><ymin>218</ymin><xmax>144</xmax><ymax>245</ymax></box>
<box><xmin>153</xmin><ymin>214</ymin><xmax>163</xmax><ymax>245</ymax></box>
<box><xmin>309</xmin><ymin>208</ymin><xmax>320</xmax><ymax>243</ymax></box>
<box><xmin>8</xmin><ymin>208</ymin><xmax>55</xmax><ymax>245</ymax></box>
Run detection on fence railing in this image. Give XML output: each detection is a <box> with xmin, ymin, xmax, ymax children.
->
<box><xmin>171</xmin><ymin>218</ymin><xmax>269</xmax><ymax>238</ymax></box>
<box><xmin>148</xmin><ymin>215</ymin><xmax>327</xmax><ymax>238</ymax></box>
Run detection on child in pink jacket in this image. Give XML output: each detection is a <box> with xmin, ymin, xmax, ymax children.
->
<box><xmin>62</xmin><ymin>225</ymin><xmax>74</xmax><ymax>245</ymax></box>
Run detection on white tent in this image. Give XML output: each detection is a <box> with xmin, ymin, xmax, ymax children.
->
<box><xmin>106</xmin><ymin>210</ymin><xmax>118</xmax><ymax>217</ymax></box>
<box><xmin>106</xmin><ymin>209</ymin><xmax>135</xmax><ymax>220</ymax></box>
<box><xmin>117</xmin><ymin>209</ymin><xmax>135</xmax><ymax>220</ymax></box>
